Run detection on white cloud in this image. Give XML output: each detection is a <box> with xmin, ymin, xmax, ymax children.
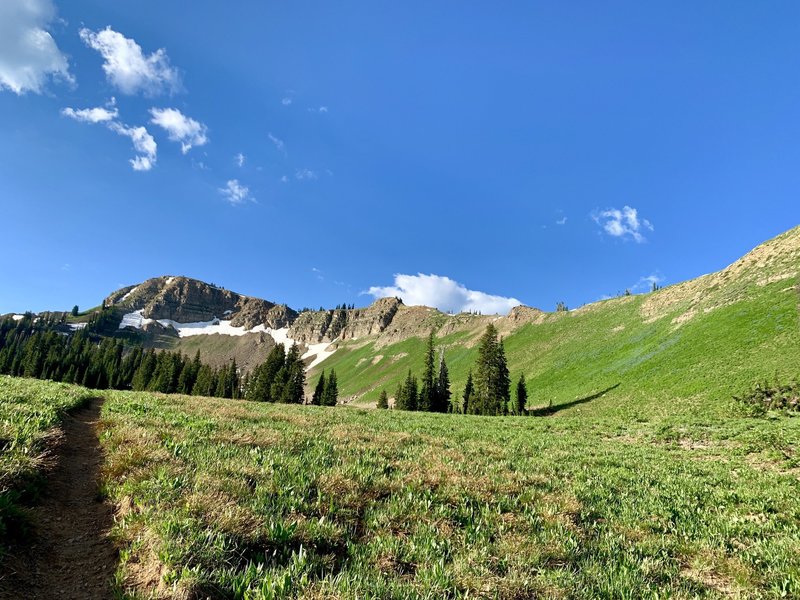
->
<box><xmin>108</xmin><ymin>121</ymin><xmax>157</xmax><ymax>171</ymax></box>
<box><xmin>593</xmin><ymin>205</ymin><xmax>653</xmax><ymax>243</ymax></box>
<box><xmin>61</xmin><ymin>105</ymin><xmax>118</xmax><ymax>124</ymax></box>
<box><xmin>219</xmin><ymin>179</ymin><xmax>253</xmax><ymax>205</ymax></box>
<box><xmin>366</xmin><ymin>273</ymin><xmax>522</xmax><ymax>315</ymax></box>
<box><xmin>0</xmin><ymin>0</ymin><xmax>72</xmax><ymax>94</ymax></box>
<box><xmin>235</xmin><ymin>152</ymin><xmax>245</xmax><ymax>167</ymax></box>
<box><xmin>62</xmin><ymin>100</ymin><xmax>157</xmax><ymax>171</ymax></box>
<box><xmin>149</xmin><ymin>107</ymin><xmax>207</xmax><ymax>153</ymax></box>
<box><xmin>268</xmin><ymin>132</ymin><xmax>285</xmax><ymax>153</ymax></box>
<box><xmin>307</xmin><ymin>106</ymin><xmax>328</xmax><ymax>113</ymax></box>
<box><xmin>631</xmin><ymin>273</ymin><xmax>664</xmax><ymax>293</ymax></box>
<box><xmin>281</xmin><ymin>97</ymin><xmax>292</xmax><ymax>106</ymax></box>
<box><xmin>280</xmin><ymin>175</ymin><xmax>288</xmax><ymax>183</ymax></box>
<box><xmin>556</xmin><ymin>216</ymin><xmax>567</xmax><ymax>225</ymax></box>
<box><xmin>79</xmin><ymin>27</ymin><xmax>180</xmax><ymax>95</ymax></box>
<box><xmin>295</xmin><ymin>168</ymin><xmax>318</xmax><ymax>181</ymax></box>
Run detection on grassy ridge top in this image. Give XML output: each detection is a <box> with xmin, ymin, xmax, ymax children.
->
<box><xmin>317</xmin><ymin>226</ymin><xmax>800</xmax><ymax>418</ymax></box>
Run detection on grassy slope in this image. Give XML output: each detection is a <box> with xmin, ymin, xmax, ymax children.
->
<box><xmin>98</xmin><ymin>389</ymin><xmax>799</xmax><ymax>599</ymax></box>
<box><xmin>315</xmin><ymin>228</ymin><xmax>800</xmax><ymax>418</ymax></box>
<box><xmin>0</xmin><ymin>377</ymin><xmax>95</xmax><ymax>544</ymax></box>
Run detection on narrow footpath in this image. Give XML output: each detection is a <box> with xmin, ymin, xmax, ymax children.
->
<box><xmin>0</xmin><ymin>398</ymin><xmax>116</xmax><ymax>600</ymax></box>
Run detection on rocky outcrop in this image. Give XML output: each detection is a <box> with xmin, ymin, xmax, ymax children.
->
<box><xmin>106</xmin><ymin>276</ymin><xmax>298</xmax><ymax>330</ymax></box>
<box><xmin>289</xmin><ymin>297</ymin><xmax>402</xmax><ymax>343</ymax></box>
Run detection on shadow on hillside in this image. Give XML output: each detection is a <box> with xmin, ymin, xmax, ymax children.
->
<box><xmin>529</xmin><ymin>383</ymin><xmax>620</xmax><ymax>417</ymax></box>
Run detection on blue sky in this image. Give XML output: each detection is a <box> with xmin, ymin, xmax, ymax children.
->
<box><xmin>1</xmin><ymin>1</ymin><xmax>798</xmax><ymax>315</ymax></box>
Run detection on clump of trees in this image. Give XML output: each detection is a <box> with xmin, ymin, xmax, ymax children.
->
<box><xmin>0</xmin><ymin>314</ymin><xmax>240</xmax><ymax>397</ymax></box>
<box><xmin>383</xmin><ymin>325</ymin><xmax>529</xmax><ymax>416</ymax></box>
<box><xmin>310</xmin><ymin>369</ymin><xmax>338</xmax><ymax>406</ymax></box>
<box><xmin>392</xmin><ymin>331</ymin><xmax>452</xmax><ymax>412</ymax></box>
<box><xmin>245</xmin><ymin>344</ymin><xmax>306</xmax><ymax>403</ymax></box>
<box><xmin>459</xmin><ymin>324</ymin><xmax>528</xmax><ymax>416</ymax></box>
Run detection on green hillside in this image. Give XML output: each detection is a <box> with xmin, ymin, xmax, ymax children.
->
<box><xmin>317</xmin><ymin>226</ymin><xmax>800</xmax><ymax>419</ymax></box>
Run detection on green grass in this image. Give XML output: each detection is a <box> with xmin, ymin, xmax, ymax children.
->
<box><xmin>98</xmin><ymin>387</ymin><xmax>800</xmax><ymax>599</ymax></box>
<box><xmin>0</xmin><ymin>376</ymin><xmax>95</xmax><ymax>544</ymax></box>
<box><xmin>318</xmin><ymin>276</ymin><xmax>800</xmax><ymax>420</ymax></box>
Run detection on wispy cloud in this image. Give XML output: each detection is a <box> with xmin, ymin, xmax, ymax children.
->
<box><xmin>593</xmin><ymin>205</ymin><xmax>653</xmax><ymax>243</ymax></box>
<box><xmin>295</xmin><ymin>168</ymin><xmax>318</xmax><ymax>181</ymax></box>
<box><xmin>234</xmin><ymin>152</ymin><xmax>245</xmax><ymax>167</ymax></box>
<box><xmin>366</xmin><ymin>273</ymin><xmax>521</xmax><ymax>315</ymax></box>
<box><xmin>556</xmin><ymin>216</ymin><xmax>567</xmax><ymax>226</ymax></box>
<box><xmin>631</xmin><ymin>273</ymin><xmax>664</xmax><ymax>293</ymax></box>
<box><xmin>307</xmin><ymin>106</ymin><xmax>328</xmax><ymax>113</ymax></box>
<box><xmin>149</xmin><ymin>107</ymin><xmax>207</xmax><ymax>153</ymax></box>
<box><xmin>218</xmin><ymin>179</ymin><xmax>253</xmax><ymax>205</ymax></box>
<box><xmin>280</xmin><ymin>175</ymin><xmax>289</xmax><ymax>183</ymax></box>
<box><xmin>80</xmin><ymin>27</ymin><xmax>180</xmax><ymax>96</ymax></box>
<box><xmin>108</xmin><ymin>121</ymin><xmax>157</xmax><ymax>171</ymax></box>
<box><xmin>281</xmin><ymin>97</ymin><xmax>292</xmax><ymax>106</ymax></box>
<box><xmin>62</xmin><ymin>100</ymin><xmax>157</xmax><ymax>171</ymax></box>
<box><xmin>268</xmin><ymin>132</ymin><xmax>285</xmax><ymax>154</ymax></box>
<box><xmin>0</xmin><ymin>0</ymin><xmax>72</xmax><ymax>94</ymax></box>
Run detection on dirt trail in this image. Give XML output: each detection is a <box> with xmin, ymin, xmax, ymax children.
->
<box><xmin>0</xmin><ymin>398</ymin><xmax>116</xmax><ymax>599</ymax></box>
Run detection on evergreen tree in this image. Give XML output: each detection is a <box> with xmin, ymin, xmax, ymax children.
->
<box><xmin>394</xmin><ymin>380</ymin><xmax>407</xmax><ymax>410</ymax></box>
<box><xmin>515</xmin><ymin>374</ymin><xmax>528</xmax><ymax>415</ymax></box>
<box><xmin>418</xmin><ymin>330</ymin><xmax>436</xmax><ymax>411</ymax></box>
<box><xmin>321</xmin><ymin>369</ymin><xmax>338</xmax><ymax>406</ymax></box>
<box><xmin>463</xmin><ymin>370</ymin><xmax>474</xmax><ymax>414</ymax></box>
<box><xmin>279</xmin><ymin>345</ymin><xmax>304</xmax><ymax>403</ymax></box>
<box><xmin>433</xmin><ymin>350</ymin><xmax>451</xmax><ymax>412</ymax></box>
<box><xmin>377</xmin><ymin>389</ymin><xmax>389</xmax><ymax>409</ymax></box>
<box><xmin>311</xmin><ymin>371</ymin><xmax>326</xmax><ymax>405</ymax></box>
<box><xmin>71</xmin><ymin>305</ymin><xmax>79</xmax><ymax>317</ymax></box>
<box><xmin>396</xmin><ymin>370</ymin><xmax>418</xmax><ymax>411</ymax></box>
<box><xmin>247</xmin><ymin>344</ymin><xmax>286</xmax><ymax>402</ymax></box>
<box><xmin>472</xmin><ymin>324</ymin><xmax>510</xmax><ymax>416</ymax></box>
<box><xmin>192</xmin><ymin>364</ymin><xmax>215</xmax><ymax>396</ymax></box>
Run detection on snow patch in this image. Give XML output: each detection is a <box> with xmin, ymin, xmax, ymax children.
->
<box><xmin>165</xmin><ymin>276</ymin><xmax>176</xmax><ymax>284</ymax></box>
<box><xmin>69</xmin><ymin>323</ymin><xmax>88</xmax><ymax>331</ymax></box>
<box><xmin>303</xmin><ymin>341</ymin><xmax>336</xmax><ymax>370</ymax></box>
<box><xmin>12</xmin><ymin>315</ymin><xmax>25</xmax><ymax>321</ymax></box>
<box><xmin>119</xmin><ymin>310</ymin><xmax>154</xmax><ymax>329</ymax></box>
<box><xmin>120</xmin><ymin>286</ymin><xmax>139</xmax><ymax>302</ymax></box>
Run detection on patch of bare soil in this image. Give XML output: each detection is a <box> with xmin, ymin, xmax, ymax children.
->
<box><xmin>0</xmin><ymin>399</ymin><xmax>116</xmax><ymax>600</ymax></box>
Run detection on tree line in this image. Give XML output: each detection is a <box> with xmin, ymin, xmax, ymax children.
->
<box><xmin>0</xmin><ymin>314</ymin><xmax>240</xmax><ymax>397</ymax></box>
<box><xmin>380</xmin><ymin>324</ymin><xmax>528</xmax><ymax>416</ymax></box>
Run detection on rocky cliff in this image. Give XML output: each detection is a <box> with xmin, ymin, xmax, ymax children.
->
<box><xmin>106</xmin><ymin>276</ymin><xmax>298</xmax><ymax>330</ymax></box>
<box><xmin>289</xmin><ymin>297</ymin><xmax>402</xmax><ymax>343</ymax></box>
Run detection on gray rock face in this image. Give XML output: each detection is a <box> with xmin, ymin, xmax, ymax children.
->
<box><xmin>107</xmin><ymin>276</ymin><xmax>298</xmax><ymax>330</ymax></box>
<box><xmin>289</xmin><ymin>297</ymin><xmax>402</xmax><ymax>343</ymax></box>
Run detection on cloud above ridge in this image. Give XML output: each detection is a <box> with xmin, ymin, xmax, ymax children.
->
<box><xmin>367</xmin><ymin>273</ymin><xmax>521</xmax><ymax>315</ymax></box>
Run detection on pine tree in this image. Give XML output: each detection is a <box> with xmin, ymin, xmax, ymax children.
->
<box><xmin>419</xmin><ymin>330</ymin><xmax>436</xmax><ymax>411</ymax></box>
<box><xmin>515</xmin><ymin>374</ymin><xmax>528</xmax><ymax>415</ymax></box>
<box><xmin>434</xmin><ymin>350</ymin><xmax>451</xmax><ymax>412</ymax></box>
<box><xmin>463</xmin><ymin>370</ymin><xmax>474</xmax><ymax>414</ymax></box>
<box><xmin>279</xmin><ymin>345</ymin><xmax>304</xmax><ymax>403</ymax></box>
<box><xmin>394</xmin><ymin>380</ymin><xmax>406</xmax><ymax>410</ymax></box>
<box><xmin>311</xmin><ymin>371</ymin><xmax>326</xmax><ymax>405</ymax></box>
<box><xmin>377</xmin><ymin>389</ymin><xmax>389</xmax><ymax>409</ymax></box>
<box><xmin>322</xmin><ymin>369</ymin><xmax>338</xmax><ymax>406</ymax></box>
<box><xmin>472</xmin><ymin>324</ymin><xmax>510</xmax><ymax>416</ymax></box>
<box><xmin>71</xmin><ymin>305</ymin><xmax>79</xmax><ymax>317</ymax></box>
<box><xmin>396</xmin><ymin>370</ymin><xmax>418</xmax><ymax>411</ymax></box>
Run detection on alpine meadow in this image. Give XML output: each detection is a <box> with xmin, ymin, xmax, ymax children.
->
<box><xmin>1</xmin><ymin>2</ymin><xmax>800</xmax><ymax>599</ymax></box>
